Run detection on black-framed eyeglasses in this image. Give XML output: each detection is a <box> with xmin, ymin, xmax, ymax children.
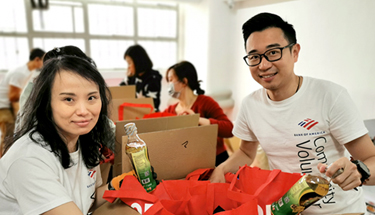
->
<box><xmin>243</xmin><ymin>43</ymin><xmax>295</xmax><ymax>67</ymax></box>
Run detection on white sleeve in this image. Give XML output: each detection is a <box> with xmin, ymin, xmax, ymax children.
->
<box><xmin>329</xmin><ymin>89</ymin><xmax>368</xmax><ymax>144</ymax></box>
<box><xmin>3</xmin><ymin>157</ymin><xmax>72</xmax><ymax>215</ymax></box>
<box><xmin>8</xmin><ymin>71</ymin><xmax>25</xmax><ymax>89</ymax></box>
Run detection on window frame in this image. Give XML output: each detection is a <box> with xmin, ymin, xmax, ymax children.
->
<box><xmin>0</xmin><ymin>0</ymin><xmax>179</xmax><ymax>72</ymax></box>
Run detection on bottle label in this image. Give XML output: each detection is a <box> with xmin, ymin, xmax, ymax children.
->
<box><xmin>131</xmin><ymin>148</ymin><xmax>157</xmax><ymax>192</ymax></box>
<box><xmin>271</xmin><ymin>176</ymin><xmax>328</xmax><ymax>215</ymax></box>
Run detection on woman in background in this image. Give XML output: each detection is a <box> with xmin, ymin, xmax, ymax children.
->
<box><xmin>0</xmin><ymin>48</ymin><xmax>123</xmax><ymax>215</ymax></box>
<box><xmin>163</xmin><ymin>61</ymin><xmax>234</xmax><ymax>166</ymax></box>
<box><xmin>120</xmin><ymin>44</ymin><xmax>162</xmax><ymax>112</ymax></box>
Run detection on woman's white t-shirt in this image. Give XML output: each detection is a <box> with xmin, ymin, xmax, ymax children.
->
<box><xmin>0</xmin><ymin>132</ymin><xmax>102</xmax><ymax>215</ymax></box>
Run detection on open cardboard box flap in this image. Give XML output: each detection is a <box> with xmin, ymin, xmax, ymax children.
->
<box><xmin>122</xmin><ymin>124</ymin><xmax>217</xmax><ymax>180</ymax></box>
<box><xmin>113</xmin><ymin>114</ymin><xmax>200</xmax><ymax>177</ymax></box>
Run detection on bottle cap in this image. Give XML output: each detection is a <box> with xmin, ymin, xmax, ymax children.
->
<box><xmin>124</xmin><ymin>123</ymin><xmax>137</xmax><ymax>136</ymax></box>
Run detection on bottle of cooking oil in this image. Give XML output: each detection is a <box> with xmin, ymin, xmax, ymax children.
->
<box><xmin>124</xmin><ymin>123</ymin><xmax>156</xmax><ymax>192</ymax></box>
<box><xmin>271</xmin><ymin>174</ymin><xmax>330</xmax><ymax>215</ymax></box>
<box><xmin>271</xmin><ymin>165</ymin><xmax>344</xmax><ymax>215</ymax></box>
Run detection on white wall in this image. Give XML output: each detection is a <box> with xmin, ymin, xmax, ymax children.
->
<box><xmin>182</xmin><ymin>0</ymin><xmax>375</xmax><ymax>121</ymax></box>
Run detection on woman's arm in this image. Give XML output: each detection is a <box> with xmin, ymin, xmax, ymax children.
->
<box><xmin>42</xmin><ymin>202</ymin><xmax>83</xmax><ymax>215</ymax></box>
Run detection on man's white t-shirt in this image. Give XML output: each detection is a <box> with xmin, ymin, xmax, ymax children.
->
<box><xmin>233</xmin><ymin>76</ymin><xmax>367</xmax><ymax>214</ymax></box>
<box><xmin>0</xmin><ymin>64</ymin><xmax>31</xmax><ymax>109</ymax></box>
<box><xmin>19</xmin><ymin>70</ymin><xmax>40</xmax><ymax>111</ymax></box>
<box><xmin>0</xmin><ymin>132</ymin><xmax>102</xmax><ymax>215</ymax></box>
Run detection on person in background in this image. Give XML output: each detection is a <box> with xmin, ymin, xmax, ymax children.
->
<box><xmin>120</xmin><ymin>44</ymin><xmax>162</xmax><ymax>112</ymax></box>
<box><xmin>162</xmin><ymin>61</ymin><xmax>233</xmax><ymax>166</ymax></box>
<box><xmin>209</xmin><ymin>12</ymin><xmax>375</xmax><ymax>214</ymax></box>
<box><xmin>0</xmin><ymin>49</ymin><xmax>127</xmax><ymax>215</ymax></box>
<box><xmin>0</xmin><ymin>48</ymin><xmax>45</xmax><ymax>158</ymax></box>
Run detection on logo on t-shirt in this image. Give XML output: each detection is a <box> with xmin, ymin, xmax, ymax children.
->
<box><xmin>298</xmin><ymin>118</ymin><xmax>319</xmax><ymax>130</ymax></box>
<box><xmin>88</xmin><ymin>170</ymin><xmax>96</xmax><ymax>178</ymax></box>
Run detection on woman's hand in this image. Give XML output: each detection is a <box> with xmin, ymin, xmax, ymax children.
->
<box><xmin>178</xmin><ymin>109</ymin><xmax>195</xmax><ymax>116</ymax></box>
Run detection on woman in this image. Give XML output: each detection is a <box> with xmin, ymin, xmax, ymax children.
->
<box><xmin>120</xmin><ymin>44</ymin><xmax>162</xmax><ymax>112</ymax></box>
<box><xmin>163</xmin><ymin>61</ymin><xmax>234</xmax><ymax>166</ymax></box>
<box><xmin>0</xmin><ymin>51</ymin><xmax>123</xmax><ymax>214</ymax></box>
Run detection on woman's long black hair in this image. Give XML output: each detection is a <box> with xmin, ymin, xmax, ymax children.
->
<box><xmin>124</xmin><ymin>44</ymin><xmax>153</xmax><ymax>76</ymax></box>
<box><xmin>5</xmin><ymin>54</ymin><xmax>114</xmax><ymax>169</ymax></box>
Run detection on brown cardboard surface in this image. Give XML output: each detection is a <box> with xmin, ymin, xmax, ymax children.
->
<box><xmin>122</xmin><ymin>124</ymin><xmax>218</xmax><ymax>180</ymax></box>
<box><xmin>113</xmin><ymin>114</ymin><xmax>200</xmax><ymax>177</ymax></box>
<box><xmin>99</xmin><ymin>162</ymin><xmax>111</xmax><ymax>185</ymax></box>
<box><xmin>92</xmin><ymin>199</ymin><xmax>140</xmax><ymax>215</ymax></box>
<box><xmin>109</xmin><ymin>98</ymin><xmax>154</xmax><ymax>123</ymax></box>
<box><xmin>108</xmin><ymin>85</ymin><xmax>136</xmax><ymax>99</ymax></box>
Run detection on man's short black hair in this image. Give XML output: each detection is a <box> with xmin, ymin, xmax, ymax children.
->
<box><xmin>29</xmin><ymin>48</ymin><xmax>45</xmax><ymax>61</ymax></box>
<box><xmin>242</xmin><ymin>12</ymin><xmax>297</xmax><ymax>47</ymax></box>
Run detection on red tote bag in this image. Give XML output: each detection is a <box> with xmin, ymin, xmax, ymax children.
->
<box><xmin>185</xmin><ymin>168</ymin><xmax>259</xmax><ymax>215</ymax></box>
<box><xmin>228</xmin><ymin>165</ymin><xmax>303</xmax><ymax>215</ymax></box>
<box><xmin>103</xmin><ymin>175</ymin><xmax>210</xmax><ymax>215</ymax></box>
<box><xmin>103</xmin><ymin>169</ymin><xmax>259</xmax><ymax>215</ymax></box>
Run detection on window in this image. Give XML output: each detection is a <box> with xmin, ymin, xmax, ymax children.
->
<box><xmin>88</xmin><ymin>4</ymin><xmax>134</xmax><ymax>36</ymax></box>
<box><xmin>0</xmin><ymin>0</ymin><xmax>178</xmax><ymax>73</ymax></box>
<box><xmin>0</xmin><ymin>37</ymin><xmax>29</xmax><ymax>70</ymax></box>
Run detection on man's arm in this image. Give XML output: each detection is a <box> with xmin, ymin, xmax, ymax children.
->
<box><xmin>318</xmin><ymin>134</ymin><xmax>375</xmax><ymax>190</ymax></box>
<box><xmin>9</xmin><ymin>85</ymin><xmax>22</xmax><ymax>103</ymax></box>
<box><xmin>9</xmin><ymin>85</ymin><xmax>21</xmax><ymax>115</ymax></box>
<box><xmin>209</xmin><ymin>140</ymin><xmax>259</xmax><ymax>183</ymax></box>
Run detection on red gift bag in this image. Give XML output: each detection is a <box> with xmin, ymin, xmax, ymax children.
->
<box><xmin>103</xmin><ymin>170</ymin><xmax>259</xmax><ymax>215</ymax></box>
<box><xmin>103</xmin><ymin>175</ymin><xmax>210</xmax><ymax>215</ymax></box>
<box><xmin>185</xmin><ymin>168</ymin><xmax>258</xmax><ymax>214</ymax></box>
<box><xmin>185</xmin><ymin>168</ymin><xmax>234</xmax><ymax>183</ymax></box>
<box><xmin>228</xmin><ymin>165</ymin><xmax>303</xmax><ymax>215</ymax></box>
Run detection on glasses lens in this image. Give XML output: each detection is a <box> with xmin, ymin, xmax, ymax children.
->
<box><xmin>265</xmin><ymin>49</ymin><xmax>282</xmax><ymax>62</ymax></box>
<box><xmin>246</xmin><ymin>54</ymin><xmax>261</xmax><ymax>66</ymax></box>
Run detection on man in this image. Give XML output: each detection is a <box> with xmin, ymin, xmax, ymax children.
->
<box><xmin>210</xmin><ymin>13</ymin><xmax>375</xmax><ymax>214</ymax></box>
<box><xmin>0</xmin><ymin>48</ymin><xmax>45</xmax><ymax>157</ymax></box>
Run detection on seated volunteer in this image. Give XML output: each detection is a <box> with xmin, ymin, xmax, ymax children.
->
<box><xmin>162</xmin><ymin>61</ymin><xmax>234</xmax><ymax>166</ymax></box>
<box><xmin>0</xmin><ymin>51</ymin><xmax>128</xmax><ymax>215</ymax></box>
<box><xmin>120</xmin><ymin>44</ymin><xmax>162</xmax><ymax>112</ymax></box>
<box><xmin>209</xmin><ymin>12</ymin><xmax>375</xmax><ymax>214</ymax></box>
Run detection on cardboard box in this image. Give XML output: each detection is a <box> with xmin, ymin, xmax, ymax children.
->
<box><xmin>113</xmin><ymin>114</ymin><xmax>200</xmax><ymax>177</ymax></box>
<box><xmin>122</xmin><ymin>124</ymin><xmax>218</xmax><ymax>180</ymax></box>
<box><xmin>109</xmin><ymin>98</ymin><xmax>154</xmax><ymax>122</ymax></box>
<box><xmin>108</xmin><ymin>85</ymin><xmax>136</xmax><ymax>99</ymax></box>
